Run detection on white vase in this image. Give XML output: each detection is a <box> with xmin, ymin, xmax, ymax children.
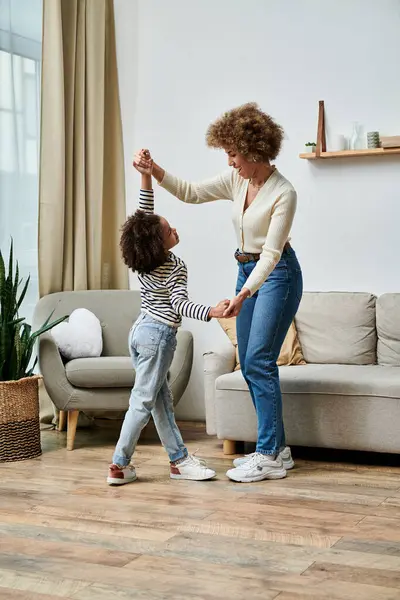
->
<box><xmin>350</xmin><ymin>122</ymin><xmax>364</xmax><ymax>150</ymax></box>
<box><xmin>304</xmin><ymin>146</ymin><xmax>316</xmax><ymax>153</ymax></box>
<box><xmin>330</xmin><ymin>134</ymin><xmax>346</xmax><ymax>151</ymax></box>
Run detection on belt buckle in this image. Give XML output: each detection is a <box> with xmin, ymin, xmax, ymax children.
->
<box><xmin>235</xmin><ymin>251</ymin><xmax>248</xmax><ymax>263</ymax></box>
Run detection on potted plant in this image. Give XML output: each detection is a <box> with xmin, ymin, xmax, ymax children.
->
<box><xmin>0</xmin><ymin>241</ymin><xmax>67</xmax><ymax>462</ymax></box>
<box><xmin>304</xmin><ymin>142</ymin><xmax>316</xmax><ymax>153</ymax></box>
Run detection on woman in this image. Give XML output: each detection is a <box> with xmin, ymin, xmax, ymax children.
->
<box><xmin>135</xmin><ymin>102</ymin><xmax>303</xmax><ymax>483</ymax></box>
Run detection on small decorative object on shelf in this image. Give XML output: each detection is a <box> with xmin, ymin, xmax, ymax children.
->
<box><xmin>350</xmin><ymin>122</ymin><xmax>364</xmax><ymax>150</ymax></box>
<box><xmin>367</xmin><ymin>131</ymin><xmax>380</xmax><ymax>149</ymax></box>
<box><xmin>304</xmin><ymin>142</ymin><xmax>316</xmax><ymax>153</ymax></box>
<box><xmin>380</xmin><ymin>135</ymin><xmax>400</xmax><ymax>149</ymax></box>
<box><xmin>330</xmin><ymin>134</ymin><xmax>346</xmax><ymax>151</ymax></box>
<box><xmin>299</xmin><ymin>101</ymin><xmax>400</xmax><ymax>160</ymax></box>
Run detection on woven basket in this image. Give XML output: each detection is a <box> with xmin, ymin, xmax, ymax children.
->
<box><xmin>0</xmin><ymin>375</ymin><xmax>42</xmax><ymax>462</ymax></box>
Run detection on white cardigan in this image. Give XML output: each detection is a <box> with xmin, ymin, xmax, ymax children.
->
<box><xmin>160</xmin><ymin>168</ymin><xmax>297</xmax><ymax>296</ymax></box>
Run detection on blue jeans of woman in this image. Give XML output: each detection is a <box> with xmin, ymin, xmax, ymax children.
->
<box><xmin>236</xmin><ymin>246</ymin><xmax>303</xmax><ymax>456</ymax></box>
<box><xmin>112</xmin><ymin>313</ymin><xmax>188</xmax><ymax>466</ymax></box>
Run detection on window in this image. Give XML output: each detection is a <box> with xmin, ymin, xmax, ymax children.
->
<box><xmin>0</xmin><ymin>0</ymin><xmax>43</xmax><ymax>325</ymax></box>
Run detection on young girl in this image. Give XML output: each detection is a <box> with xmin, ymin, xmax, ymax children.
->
<box><xmin>107</xmin><ymin>154</ymin><xmax>228</xmax><ymax>485</ymax></box>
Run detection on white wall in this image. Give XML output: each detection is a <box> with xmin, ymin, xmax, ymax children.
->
<box><xmin>115</xmin><ymin>0</ymin><xmax>400</xmax><ymax>420</ymax></box>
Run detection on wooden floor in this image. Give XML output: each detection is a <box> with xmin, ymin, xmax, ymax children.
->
<box><xmin>1</xmin><ymin>424</ymin><xmax>400</xmax><ymax>600</ymax></box>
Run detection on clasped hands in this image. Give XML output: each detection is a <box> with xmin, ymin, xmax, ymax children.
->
<box><xmin>211</xmin><ymin>289</ymin><xmax>251</xmax><ymax>319</ymax></box>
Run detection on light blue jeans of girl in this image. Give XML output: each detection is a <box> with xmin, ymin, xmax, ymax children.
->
<box><xmin>112</xmin><ymin>313</ymin><xmax>188</xmax><ymax>466</ymax></box>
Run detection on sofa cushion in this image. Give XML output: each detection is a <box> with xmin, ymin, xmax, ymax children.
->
<box><xmin>295</xmin><ymin>292</ymin><xmax>376</xmax><ymax>365</ymax></box>
<box><xmin>377</xmin><ymin>294</ymin><xmax>400</xmax><ymax>366</ymax></box>
<box><xmin>217</xmin><ymin>318</ymin><xmax>306</xmax><ymax>371</ymax></box>
<box><xmin>216</xmin><ymin>364</ymin><xmax>400</xmax><ymax>399</ymax></box>
<box><xmin>66</xmin><ymin>357</ymin><xmax>134</xmax><ymax>388</ymax></box>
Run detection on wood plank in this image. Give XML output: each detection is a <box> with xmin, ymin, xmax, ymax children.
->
<box><xmin>178</xmin><ymin>520</ymin><xmax>340</xmax><ymax>548</ymax></box>
<box><xmin>236</xmin><ymin>494</ymin><xmax>377</xmax><ymax>516</ymax></box>
<box><xmin>72</xmin><ymin>582</ymin><xmax>230</xmax><ymax>600</ymax></box>
<box><xmin>0</xmin><ymin>536</ymin><xmax>138</xmax><ymax>567</ymax></box>
<box><xmin>304</xmin><ymin>561</ymin><xmax>400</xmax><ymax>589</ymax></box>
<box><xmin>300</xmin><ymin>147</ymin><xmax>400</xmax><ymax>159</ymax></box>
<box><xmin>204</xmin><ymin>509</ymin><xmax>361</xmax><ymax>537</ymax></box>
<box><xmin>316</xmin><ymin>548</ymin><xmax>400</xmax><ymax>572</ymax></box>
<box><xmin>0</xmin><ymin>568</ymin><xmax>89</xmax><ymax>598</ymax></box>
<box><xmin>353</xmin><ymin>516</ymin><xmax>400</xmax><ymax>542</ymax></box>
<box><xmin>276</xmin><ymin>583</ymin><xmax>400</xmax><ymax>600</ymax></box>
<box><xmin>0</xmin><ymin>522</ymin><xmax>163</xmax><ymax>555</ymax></box>
<box><xmin>271</xmin><ymin>575</ymin><xmax>400</xmax><ymax>599</ymax></box>
<box><xmin>25</xmin><ymin>499</ymin><xmax>213</xmax><ymax>523</ymax></box>
<box><xmin>0</xmin><ymin>590</ymin><xmax>63</xmax><ymax>600</ymax></box>
<box><xmin>0</xmin><ymin>511</ymin><xmax>175</xmax><ymax>542</ymax></box>
<box><xmin>235</xmin><ymin>483</ymin><xmax>389</xmax><ymax>505</ymax></box>
<box><xmin>334</xmin><ymin>538</ymin><xmax>400</xmax><ymax>557</ymax></box>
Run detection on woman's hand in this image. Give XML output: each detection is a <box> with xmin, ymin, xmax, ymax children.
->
<box><xmin>133</xmin><ymin>149</ymin><xmax>166</xmax><ymax>183</ymax></box>
<box><xmin>133</xmin><ymin>149</ymin><xmax>153</xmax><ymax>175</ymax></box>
<box><xmin>209</xmin><ymin>299</ymin><xmax>230</xmax><ymax>319</ymax></box>
<box><xmin>223</xmin><ymin>288</ymin><xmax>251</xmax><ymax>318</ymax></box>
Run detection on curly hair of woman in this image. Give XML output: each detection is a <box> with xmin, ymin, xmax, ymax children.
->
<box><xmin>206</xmin><ymin>102</ymin><xmax>284</xmax><ymax>162</ymax></box>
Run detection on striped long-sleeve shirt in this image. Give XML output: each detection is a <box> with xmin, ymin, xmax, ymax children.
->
<box><xmin>137</xmin><ymin>189</ymin><xmax>211</xmax><ymax>327</ymax></box>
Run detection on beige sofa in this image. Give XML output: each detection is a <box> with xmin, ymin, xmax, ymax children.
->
<box><xmin>204</xmin><ymin>292</ymin><xmax>400</xmax><ymax>455</ymax></box>
<box><xmin>33</xmin><ymin>290</ymin><xmax>193</xmax><ymax>450</ymax></box>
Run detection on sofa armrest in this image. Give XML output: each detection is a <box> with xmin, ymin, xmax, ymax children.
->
<box><xmin>169</xmin><ymin>330</ymin><xmax>194</xmax><ymax>406</ymax></box>
<box><xmin>37</xmin><ymin>332</ymin><xmax>76</xmax><ymax>411</ymax></box>
<box><xmin>203</xmin><ymin>340</ymin><xmax>236</xmax><ymax>435</ymax></box>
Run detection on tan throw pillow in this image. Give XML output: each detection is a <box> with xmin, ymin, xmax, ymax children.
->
<box><xmin>218</xmin><ymin>317</ymin><xmax>306</xmax><ymax>371</ymax></box>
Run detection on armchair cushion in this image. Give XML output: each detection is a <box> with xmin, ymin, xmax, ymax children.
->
<box><xmin>66</xmin><ymin>357</ymin><xmax>133</xmax><ymax>388</ymax></box>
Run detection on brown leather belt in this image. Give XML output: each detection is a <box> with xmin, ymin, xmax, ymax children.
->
<box><xmin>235</xmin><ymin>242</ymin><xmax>290</xmax><ymax>263</ymax></box>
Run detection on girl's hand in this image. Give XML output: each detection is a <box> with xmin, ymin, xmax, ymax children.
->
<box><xmin>209</xmin><ymin>299</ymin><xmax>230</xmax><ymax>319</ymax></box>
<box><xmin>133</xmin><ymin>149</ymin><xmax>153</xmax><ymax>175</ymax></box>
<box><xmin>223</xmin><ymin>288</ymin><xmax>251</xmax><ymax>318</ymax></box>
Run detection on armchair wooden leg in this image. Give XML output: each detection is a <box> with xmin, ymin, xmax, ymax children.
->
<box><xmin>67</xmin><ymin>410</ymin><xmax>79</xmax><ymax>451</ymax></box>
<box><xmin>223</xmin><ymin>440</ymin><xmax>236</xmax><ymax>455</ymax></box>
<box><xmin>58</xmin><ymin>410</ymin><xmax>67</xmax><ymax>432</ymax></box>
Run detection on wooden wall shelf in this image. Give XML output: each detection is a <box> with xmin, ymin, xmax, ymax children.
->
<box><xmin>300</xmin><ymin>148</ymin><xmax>400</xmax><ymax>160</ymax></box>
<box><xmin>301</xmin><ymin>101</ymin><xmax>400</xmax><ymax>161</ymax></box>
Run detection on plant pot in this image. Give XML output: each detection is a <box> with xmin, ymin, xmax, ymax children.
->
<box><xmin>304</xmin><ymin>146</ymin><xmax>316</xmax><ymax>153</ymax></box>
<box><xmin>0</xmin><ymin>375</ymin><xmax>42</xmax><ymax>462</ymax></box>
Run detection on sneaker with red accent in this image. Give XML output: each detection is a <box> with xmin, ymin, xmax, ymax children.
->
<box><xmin>107</xmin><ymin>463</ymin><xmax>137</xmax><ymax>486</ymax></box>
<box><xmin>170</xmin><ymin>454</ymin><xmax>216</xmax><ymax>481</ymax></box>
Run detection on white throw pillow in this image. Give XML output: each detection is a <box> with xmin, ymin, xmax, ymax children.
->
<box><xmin>51</xmin><ymin>308</ymin><xmax>103</xmax><ymax>360</ymax></box>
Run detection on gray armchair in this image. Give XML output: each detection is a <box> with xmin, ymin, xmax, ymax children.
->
<box><xmin>33</xmin><ymin>290</ymin><xmax>193</xmax><ymax>450</ymax></box>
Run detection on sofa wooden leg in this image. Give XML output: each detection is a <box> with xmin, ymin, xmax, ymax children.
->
<box><xmin>223</xmin><ymin>440</ymin><xmax>236</xmax><ymax>455</ymax></box>
<box><xmin>67</xmin><ymin>410</ymin><xmax>79</xmax><ymax>451</ymax></box>
<box><xmin>58</xmin><ymin>410</ymin><xmax>67</xmax><ymax>432</ymax></box>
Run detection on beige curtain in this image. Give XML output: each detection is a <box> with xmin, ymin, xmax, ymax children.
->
<box><xmin>39</xmin><ymin>0</ymin><xmax>127</xmax><ymax>295</ymax></box>
<box><xmin>39</xmin><ymin>0</ymin><xmax>128</xmax><ymax>425</ymax></box>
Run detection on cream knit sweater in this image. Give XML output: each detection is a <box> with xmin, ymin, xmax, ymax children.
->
<box><xmin>160</xmin><ymin>168</ymin><xmax>297</xmax><ymax>295</ymax></box>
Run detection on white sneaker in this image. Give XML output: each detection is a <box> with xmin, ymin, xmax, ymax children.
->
<box><xmin>233</xmin><ymin>446</ymin><xmax>294</xmax><ymax>470</ymax></box>
<box><xmin>226</xmin><ymin>452</ymin><xmax>286</xmax><ymax>483</ymax></box>
<box><xmin>107</xmin><ymin>463</ymin><xmax>137</xmax><ymax>485</ymax></box>
<box><xmin>170</xmin><ymin>454</ymin><xmax>216</xmax><ymax>481</ymax></box>
<box><xmin>279</xmin><ymin>446</ymin><xmax>295</xmax><ymax>470</ymax></box>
